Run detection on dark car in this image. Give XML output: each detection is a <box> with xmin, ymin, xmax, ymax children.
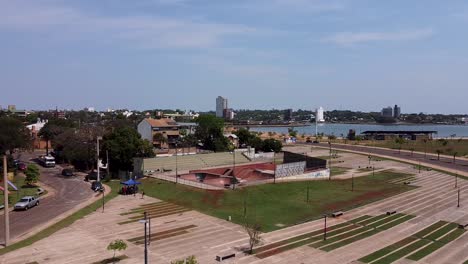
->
<box><xmin>85</xmin><ymin>171</ymin><xmax>107</xmax><ymax>181</ymax></box>
<box><xmin>313</xmin><ymin>140</ymin><xmax>320</xmax><ymax>144</ymax></box>
<box><xmin>17</xmin><ymin>162</ymin><xmax>27</xmax><ymax>171</ymax></box>
<box><xmin>91</xmin><ymin>181</ymin><xmax>104</xmax><ymax>192</ymax></box>
<box><xmin>62</xmin><ymin>168</ymin><xmax>74</xmax><ymax>177</ymax></box>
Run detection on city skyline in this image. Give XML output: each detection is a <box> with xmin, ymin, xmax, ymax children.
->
<box><xmin>1</xmin><ymin>1</ymin><xmax>468</xmax><ymax>114</ymax></box>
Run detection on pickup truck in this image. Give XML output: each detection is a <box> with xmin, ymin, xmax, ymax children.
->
<box><xmin>14</xmin><ymin>196</ymin><xmax>40</xmax><ymax>211</ymax></box>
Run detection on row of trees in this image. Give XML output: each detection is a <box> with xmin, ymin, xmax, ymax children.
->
<box><xmin>234</xmin><ymin>128</ymin><xmax>282</xmax><ymax>152</ymax></box>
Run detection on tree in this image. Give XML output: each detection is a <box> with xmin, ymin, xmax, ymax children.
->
<box><xmin>262</xmin><ymin>138</ymin><xmax>282</xmax><ymax>153</ymax></box>
<box><xmin>194</xmin><ymin>115</ymin><xmax>229</xmax><ymax>152</ymax></box>
<box><xmin>24</xmin><ymin>164</ymin><xmax>40</xmax><ymax>186</ymax></box>
<box><xmin>153</xmin><ymin>133</ymin><xmax>167</xmax><ymax>147</ymax></box>
<box><xmin>234</xmin><ymin>128</ymin><xmax>256</xmax><ymax>147</ymax></box>
<box><xmin>0</xmin><ymin>116</ymin><xmax>31</xmax><ymax>155</ymax></box>
<box><xmin>243</xmin><ymin>219</ymin><xmax>262</xmax><ymax>254</ymax></box>
<box><xmin>171</xmin><ymin>255</ymin><xmax>198</xmax><ymax>264</ymax></box>
<box><xmin>288</xmin><ymin>128</ymin><xmax>298</xmax><ymax>138</ymax></box>
<box><xmin>38</xmin><ymin>119</ymin><xmax>75</xmax><ymax>155</ymax></box>
<box><xmin>102</xmin><ymin>127</ymin><xmax>155</xmax><ymax>173</ymax></box>
<box><xmin>394</xmin><ymin>137</ymin><xmax>406</xmax><ymax>154</ymax></box>
<box><xmin>436</xmin><ymin>149</ymin><xmax>443</xmax><ymax>160</ymax></box>
<box><xmin>107</xmin><ymin>239</ymin><xmax>127</xmax><ymax>263</ymax></box>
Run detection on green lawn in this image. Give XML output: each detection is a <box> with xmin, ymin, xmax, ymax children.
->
<box><xmin>0</xmin><ymin>174</ymin><xmax>47</xmax><ymax>207</ymax></box>
<box><xmin>330</xmin><ymin>167</ymin><xmax>349</xmax><ymax>176</ymax></box>
<box><xmin>140</xmin><ymin>171</ymin><xmax>415</xmax><ymax>232</ymax></box>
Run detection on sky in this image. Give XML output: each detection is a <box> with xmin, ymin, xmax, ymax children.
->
<box><xmin>1</xmin><ymin>0</ymin><xmax>468</xmax><ymax>114</ymax></box>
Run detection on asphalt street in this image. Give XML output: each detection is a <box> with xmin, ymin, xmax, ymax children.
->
<box><xmin>0</xmin><ymin>152</ymin><xmax>94</xmax><ymax>245</ymax></box>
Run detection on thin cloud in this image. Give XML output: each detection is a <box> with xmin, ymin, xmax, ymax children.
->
<box><xmin>0</xmin><ymin>0</ymin><xmax>258</xmax><ymax>49</ymax></box>
<box><xmin>323</xmin><ymin>29</ymin><xmax>435</xmax><ymax>46</ymax></box>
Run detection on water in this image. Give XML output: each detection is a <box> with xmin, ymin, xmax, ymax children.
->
<box><xmin>250</xmin><ymin>123</ymin><xmax>468</xmax><ymax>138</ymax></box>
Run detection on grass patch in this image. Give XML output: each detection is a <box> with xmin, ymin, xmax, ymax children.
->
<box><xmin>373</xmin><ymin>239</ymin><xmax>432</xmax><ymax>264</ymax></box>
<box><xmin>359</xmin><ymin>221</ymin><xmax>465</xmax><ymax>263</ymax></box>
<box><xmin>0</xmin><ymin>180</ymin><xmax>121</xmax><ymax>256</ymax></box>
<box><xmin>141</xmin><ymin>171</ymin><xmax>414</xmax><ymax>232</ymax></box>
<box><xmin>91</xmin><ymin>255</ymin><xmax>129</xmax><ymax>264</ymax></box>
<box><xmin>330</xmin><ymin>167</ymin><xmax>348</xmax><ymax>176</ymax></box>
<box><xmin>0</xmin><ymin>175</ymin><xmax>47</xmax><ymax>207</ymax></box>
<box><xmin>359</xmin><ymin>237</ymin><xmax>418</xmax><ymax>263</ymax></box>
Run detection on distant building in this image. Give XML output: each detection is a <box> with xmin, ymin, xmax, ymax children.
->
<box><xmin>84</xmin><ymin>107</ymin><xmax>95</xmax><ymax>112</ymax></box>
<box><xmin>316</xmin><ymin>107</ymin><xmax>325</xmax><ymax>122</ymax></box>
<box><xmin>362</xmin><ymin>130</ymin><xmax>436</xmax><ymax>141</ymax></box>
<box><xmin>394</xmin><ymin>105</ymin><xmax>401</xmax><ymax>119</ymax></box>
<box><xmin>284</xmin><ymin>109</ymin><xmax>293</xmax><ymax>121</ymax></box>
<box><xmin>137</xmin><ymin>118</ymin><xmax>180</xmax><ymax>148</ymax></box>
<box><xmin>381</xmin><ymin>107</ymin><xmax>393</xmax><ymax>117</ymax></box>
<box><xmin>26</xmin><ymin>119</ymin><xmax>51</xmax><ymax>150</ymax></box>
<box><xmin>216</xmin><ymin>96</ymin><xmax>228</xmax><ymax>118</ymax></box>
<box><xmin>223</xmin><ymin>108</ymin><xmax>235</xmax><ymax>120</ymax></box>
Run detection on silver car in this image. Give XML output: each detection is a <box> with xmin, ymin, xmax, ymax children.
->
<box><xmin>14</xmin><ymin>196</ymin><xmax>39</xmax><ymax>211</ymax></box>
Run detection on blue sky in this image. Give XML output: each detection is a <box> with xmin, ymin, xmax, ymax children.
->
<box><xmin>1</xmin><ymin>0</ymin><xmax>468</xmax><ymax>114</ymax></box>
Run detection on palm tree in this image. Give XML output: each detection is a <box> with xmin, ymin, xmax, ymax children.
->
<box><xmin>435</xmin><ymin>149</ymin><xmax>443</xmax><ymax>160</ymax></box>
<box><xmin>394</xmin><ymin>137</ymin><xmax>405</xmax><ymax>154</ymax></box>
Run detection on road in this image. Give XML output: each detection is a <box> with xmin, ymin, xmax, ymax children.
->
<box><xmin>0</xmin><ymin>152</ymin><xmax>94</xmax><ymax>245</ymax></box>
<box><xmin>313</xmin><ymin>142</ymin><xmax>468</xmax><ymax>174</ymax></box>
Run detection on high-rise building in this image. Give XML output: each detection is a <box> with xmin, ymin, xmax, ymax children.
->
<box><xmin>216</xmin><ymin>96</ymin><xmax>228</xmax><ymax>118</ymax></box>
<box><xmin>394</xmin><ymin>105</ymin><xmax>401</xmax><ymax>119</ymax></box>
<box><xmin>284</xmin><ymin>109</ymin><xmax>293</xmax><ymax>121</ymax></box>
<box><xmin>316</xmin><ymin>107</ymin><xmax>325</xmax><ymax>122</ymax></box>
<box><xmin>381</xmin><ymin>106</ymin><xmax>393</xmax><ymax>117</ymax></box>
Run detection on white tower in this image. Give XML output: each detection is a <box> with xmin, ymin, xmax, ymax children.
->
<box><xmin>316</xmin><ymin>107</ymin><xmax>325</xmax><ymax>123</ymax></box>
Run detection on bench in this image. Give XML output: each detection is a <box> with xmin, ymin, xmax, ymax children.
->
<box><xmin>386</xmin><ymin>210</ymin><xmax>397</xmax><ymax>215</ymax></box>
<box><xmin>216</xmin><ymin>253</ymin><xmax>235</xmax><ymax>262</ymax></box>
<box><xmin>331</xmin><ymin>211</ymin><xmax>344</xmax><ymax>218</ymax></box>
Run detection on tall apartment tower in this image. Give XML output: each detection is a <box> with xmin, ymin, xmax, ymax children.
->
<box><xmin>316</xmin><ymin>107</ymin><xmax>325</xmax><ymax>122</ymax></box>
<box><xmin>394</xmin><ymin>105</ymin><xmax>401</xmax><ymax>118</ymax></box>
<box><xmin>216</xmin><ymin>96</ymin><xmax>228</xmax><ymax>118</ymax></box>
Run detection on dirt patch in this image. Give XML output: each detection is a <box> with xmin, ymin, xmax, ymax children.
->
<box><xmin>323</xmin><ymin>190</ymin><xmax>390</xmax><ymax>212</ymax></box>
<box><xmin>202</xmin><ymin>190</ymin><xmax>225</xmax><ymax>207</ymax></box>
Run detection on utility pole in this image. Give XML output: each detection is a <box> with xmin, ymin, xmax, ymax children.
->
<box><xmin>3</xmin><ymin>154</ymin><xmax>9</xmax><ymax>246</ymax></box>
<box><xmin>97</xmin><ymin>136</ymin><xmax>102</xmax><ymax>182</ymax></box>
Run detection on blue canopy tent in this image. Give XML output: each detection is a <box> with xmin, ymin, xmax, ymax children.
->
<box><xmin>120</xmin><ymin>179</ymin><xmax>142</xmax><ymax>186</ymax></box>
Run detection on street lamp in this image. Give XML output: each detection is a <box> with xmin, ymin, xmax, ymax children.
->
<box><xmin>97</xmin><ymin>136</ymin><xmax>102</xmax><ymax>182</ymax></box>
<box><xmin>457</xmin><ymin>188</ymin><xmax>460</xmax><ymax>208</ymax></box>
<box><xmin>138</xmin><ymin>212</ymin><xmax>150</xmax><ymax>264</ymax></box>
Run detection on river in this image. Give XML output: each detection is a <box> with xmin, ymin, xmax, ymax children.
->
<box><xmin>249</xmin><ymin>123</ymin><xmax>468</xmax><ymax>138</ymax></box>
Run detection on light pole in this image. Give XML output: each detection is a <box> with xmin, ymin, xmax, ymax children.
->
<box><xmin>328</xmin><ymin>141</ymin><xmax>332</xmax><ymax>180</ymax></box>
<box><xmin>352</xmin><ymin>174</ymin><xmax>354</xmax><ymax>192</ymax></box>
<box><xmin>273</xmin><ymin>151</ymin><xmax>276</xmax><ymax>184</ymax></box>
<box><xmin>3</xmin><ymin>154</ymin><xmax>9</xmax><ymax>246</ymax></box>
<box><xmin>323</xmin><ymin>214</ymin><xmax>327</xmax><ymax>241</ymax></box>
<box><xmin>97</xmin><ymin>136</ymin><xmax>102</xmax><ymax>182</ymax></box>
<box><xmin>457</xmin><ymin>188</ymin><xmax>460</xmax><ymax>208</ymax></box>
<box><xmin>175</xmin><ymin>142</ymin><xmax>178</xmax><ymax>184</ymax></box>
<box><xmin>139</xmin><ymin>212</ymin><xmax>149</xmax><ymax>264</ymax></box>
<box><xmin>455</xmin><ymin>172</ymin><xmax>458</xmax><ymax>188</ymax></box>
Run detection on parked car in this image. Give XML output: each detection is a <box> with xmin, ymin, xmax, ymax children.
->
<box><xmin>313</xmin><ymin>140</ymin><xmax>320</xmax><ymax>144</ymax></box>
<box><xmin>61</xmin><ymin>168</ymin><xmax>74</xmax><ymax>177</ymax></box>
<box><xmin>14</xmin><ymin>196</ymin><xmax>39</xmax><ymax>211</ymax></box>
<box><xmin>85</xmin><ymin>171</ymin><xmax>107</xmax><ymax>181</ymax></box>
<box><xmin>91</xmin><ymin>181</ymin><xmax>104</xmax><ymax>192</ymax></box>
<box><xmin>17</xmin><ymin>162</ymin><xmax>27</xmax><ymax>171</ymax></box>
